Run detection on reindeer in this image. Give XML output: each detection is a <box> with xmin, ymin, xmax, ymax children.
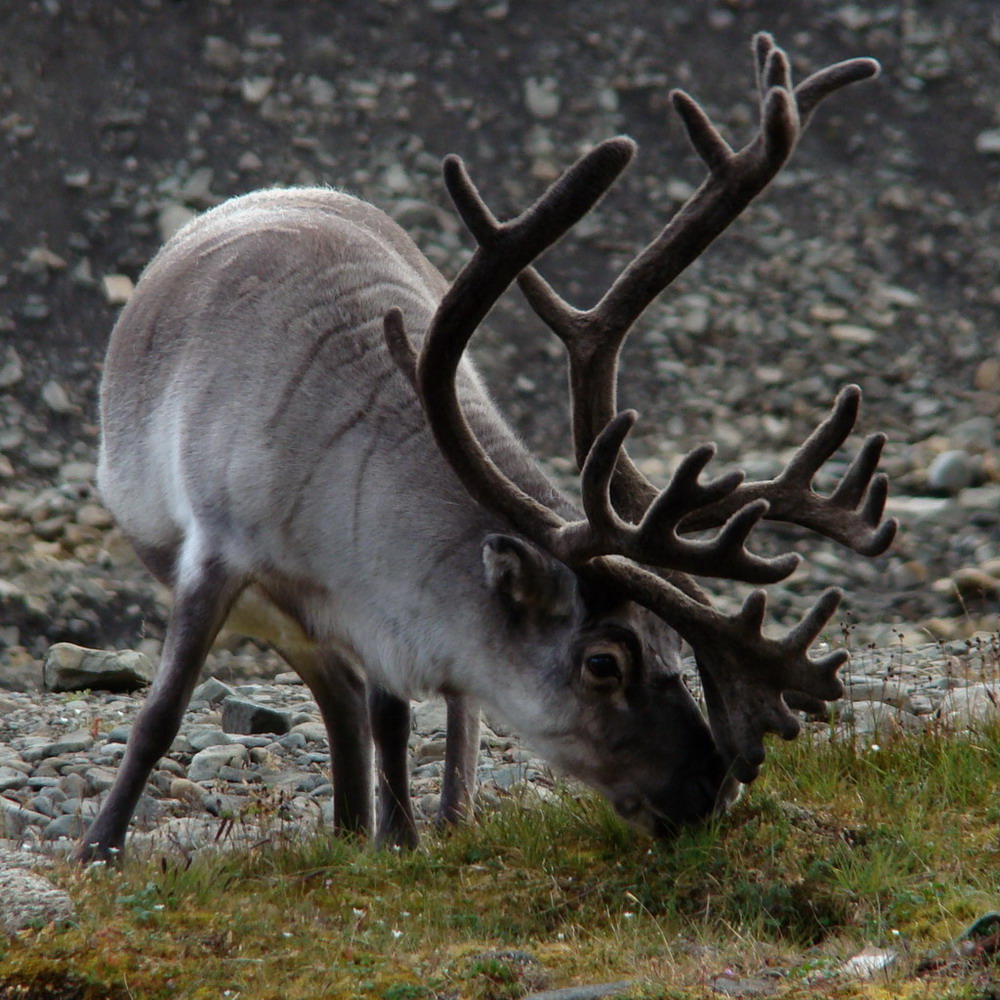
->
<box><xmin>76</xmin><ymin>34</ymin><xmax>894</xmax><ymax>862</ymax></box>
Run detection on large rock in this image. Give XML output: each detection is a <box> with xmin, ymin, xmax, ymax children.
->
<box><xmin>938</xmin><ymin>683</ymin><xmax>1000</xmax><ymax>726</ymax></box>
<box><xmin>221</xmin><ymin>696</ymin><xmax>292</xmax><ymax>736</ymax></box>
<box><xmin>0</xmin><ymin>866</ymin><xmax>75</xmax><ymax>933</ymax></box>
<box><xmin>187</xmin><ymin>743</ymin><xmax>249</xmax><ymax>783</ymax></box>
<box><xmin>43</xmin><ymin>642</ymin><xmax>155</xmax><ymax>693</ymax></box>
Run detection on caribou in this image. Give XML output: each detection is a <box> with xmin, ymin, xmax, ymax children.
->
<box><xmin>76</xmin><ymin>33</ymin><xmax>894</xmax><ymax>862</ymax></box>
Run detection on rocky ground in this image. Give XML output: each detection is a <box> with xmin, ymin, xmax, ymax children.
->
<box><xmin>0</xmin><ymin>0</ymin><xmax>999</xmax><ymax>853</ymax></box>
<box><xmin>0</xmin><ymin>633</ymin><xmax>997</xmax><ymax>869</ymax></box>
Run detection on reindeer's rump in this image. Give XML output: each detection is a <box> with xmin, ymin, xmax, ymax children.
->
<box><xmin>96</xmin><ymin>189</ymin><xmax>464</xmax><ymax>573</ymax></box>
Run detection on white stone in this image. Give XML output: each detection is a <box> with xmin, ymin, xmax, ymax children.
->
<box><xmin>101</xmin><ymin>274</ymin><xmax>134</xmax><ymax>306</ymax></box>
<box><xmin>187</xmin><ymin>743</ymin><xmax>249</xmax><ymax>783</ymax></box>
<box><xmin>974</xmin><ymin>128</ymin><xmax>1000</xmax><ymax>155</ymax></box>
<box><xmin>0</xmin><ymin>867</ymin><xmax>75</xmax><ymax>932</ymax></box>
<box><xmin>927</xmin><ymin>449</ymin><xmax>976</xmax><ymax>494</ymax></box>
<box><xmin>829</xmin><ymin>323</ymin><xmax>877</xmax><ymax>346</ymax></box>
<box><xmin>41</xmin><ymin>379</ymin><xmax>74</xmax><ymax>414</ymax></box>
<box><xmin>0</xmin><ymin>347</ymin><xmax>24</xmax><ymax>388</ymax></box>
<box><xmin>158</xmin><ymin>202</ymin><xmax>198</xmax><ymax>243</ymax></box>
<box><xmin>524</xmin><ymin>76</ymin><xmax>561</xmax><ymax>119</ymax></box>
<box><xmin>939</xmin><ymin>683</ymin><xmax>1000</xmax><ymax>725</ymax></box>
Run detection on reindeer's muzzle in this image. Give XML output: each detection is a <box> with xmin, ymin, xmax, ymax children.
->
<box><xmin>614</xmin><ymin>764</ymin><xmax>741</xmax><ymax>837</ymax></box>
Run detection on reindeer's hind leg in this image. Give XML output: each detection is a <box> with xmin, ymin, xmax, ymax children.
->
<box><xmin>76</xmin><ymin>548</ymin><xmax>244</xmax><ymax>863</ymax></box>
<box><xmin>278</xmin><ymin>647</ymin><xmax>374</xmax><ymax>839</ymax></box>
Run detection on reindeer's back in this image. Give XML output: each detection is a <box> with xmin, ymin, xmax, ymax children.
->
<box><xmin>97</xmin><ymin>188</ymin><xmax>463</xmax><ymax>570</ymax></box>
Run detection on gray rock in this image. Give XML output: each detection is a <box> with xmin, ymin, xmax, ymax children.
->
<box><xmin>42</xmin><ymin>814</ymin><xmax>87</xmax><ymax>841</ymax></box>
<box><xmin>169</xmin><ymin>777</ymin><xmax>206</xmax><ymax>807</ymax></box>
<box><xmin>0</xmin><ymin>867</ymin><xmax>75</xmax><ymax>932</ymax></box>
<box><xmin>41</xmin><ymin>379</ymin><xmax>75</xmax><ymax>415</ymax></box>
<box><xmin>29</xmin><ymin>795</ymin><xmax>60</xmax><ymax>818</ymax></box>
<box><xmin>840</xmin><ymin>701</ymin><xmax>925</xmax><ymax>737</ymax></box>
<box><xmin>43</xmin><ymin>642</ymin><xmax>154</xmax><ymax>693</ymax></box>
<box><xmin>188</xmin><ymin>728</ymin><xmax>234</xmax><ymax>751</ymax></box>
<box><xmin>0</xmin><ymin>848</ymin><xmax>51</xmax><ymax>872</ymax></box>
<box><xmin>975</xmin><ymin>128</ymin><xmax>1000</xmax><ymax>155</ymax></box>
<box><xmin>20</xmin><ymin>730</ymin><xmax>95</xmax><ymax>761</ymax></box>
<box><xmin>949</xmin><ymin>416</ymin><xmax>997</xmax><ymax>450</ymax></box>
<box><xmin>482</xmin><ymin>763</ymin><xmax>540</xmax><ymax>791</ymax></box>
<box><xmin>0</xmin><ymin>767</ymin><xmax>28</xmax><ymax>793</ymax></box>
<box><xmin>927</xmin><ymin>450</ymin><xmax>976</xmax><ymax>494</ymax></box>
<box><xmin>411</xmin><ymin>700</ymin><xmax>449</xmax><ymax>736</ymax></box>
<box><xmin>938</xmin><ymin>683</ymin><xmax>1000</xmax><ymax>725</ymax></box>
<box><xmin>0</xmin><ymin>796</ymin><xmax>49</xmax><ymax>836</ymax></box>
<box><xmin>710</xmin><ymin>975</ymin><xmax>779</xmax><ymax>997</ymax></box>
<box><xmin>0</xmin><ymin>346</ymin><xmax>24</xmax><ymax>388</ymax></box>
<box><xmin>221</xmin><ymin>696</ymin><xmax>292</xmax><ymax>736</ymax></box>
<box><xmin>958</xmin><ymin>485</ymin><xmax>1000</xmax><ymax>512</ymax></box>
<box><xmin>158</xmin><ymin>202</ymin><xmax>199</xmax><ymax>242</ymax></box>
<box><xmin>525</xmin><ymin>983</ymin><xmax>634</xmax><ymax>1000</ymax></box>
<box><xmin>192</xmin><ymin>677</ymin><xmax>237</xmax><ymax>705</ymax></box>
<box><xmin>290</xmin><ymin>721</ymin><xmax>326</xmax><ymax>743</ymax></box>
<box><xmin>187</xmin><ymin>743</ymin><xmax>249</xmax><ymax>783</ymax></box>
<box><xmin>84</xmin><ymin>766</ymin><xmax>119</xmax><ymax>793</ymax></box>
<box><xmin>524</xmin><ymin>76</ymin><xmax>561</xmax><ymax>119</ymax></box>
<box><xmin>841</xmin><ymin>676</ymin><xmax>914</xmax><ymax>712</ymax></box>
<box><xmin>202</xmin><ymin>35</ymin><xmax>242</xmax><ymax>74</ymax></box>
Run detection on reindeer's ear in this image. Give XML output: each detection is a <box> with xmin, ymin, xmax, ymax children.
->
<box><xmin>482</xmin><ymin>534</ymin><xmax>575</xmax><ymax>620</ymax></box>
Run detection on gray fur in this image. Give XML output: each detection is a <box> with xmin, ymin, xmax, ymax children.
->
<box><xmin>77</xmin><ymin>187</ymin><xmax>737</xmax><ymax>862</ymax></box>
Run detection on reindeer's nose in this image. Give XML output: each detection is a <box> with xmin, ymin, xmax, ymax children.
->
<box><xmin>647</xmin><ymin>770</ymin><xmax>741</xmax><ymax>836</ymax></box>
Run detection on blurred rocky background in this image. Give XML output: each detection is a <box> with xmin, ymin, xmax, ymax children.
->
<box><xmin>1</xmin><ymin>0</ymin><xmax>998</xmax><ymax>692</ymax></box>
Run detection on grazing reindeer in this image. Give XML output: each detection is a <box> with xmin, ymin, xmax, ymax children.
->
<box><xmin>77</xmin><ymin>34</ymin><xmax>893</xmax><ymax>862</ymax></box>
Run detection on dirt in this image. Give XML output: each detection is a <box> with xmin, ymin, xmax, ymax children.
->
<box><xmin>1</xmin><ymin>0</ymin><xmax>999</xmax><ymax>657</ymax></box>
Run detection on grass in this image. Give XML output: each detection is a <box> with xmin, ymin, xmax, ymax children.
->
<box><xmin>1</xmin><ymin>717</ymin><xmax>998</xmax><ymax>999</ymax></box>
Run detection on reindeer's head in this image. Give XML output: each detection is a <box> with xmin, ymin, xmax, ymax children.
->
<box><xmin>387</xmin><ymin>33</ymin><xmax>894</xmax><ymax>831</ymax></box>
<box><xmin>474</xmin><ymin>533</ymin><xmax>740</xmax><ymax>831</ymax></box>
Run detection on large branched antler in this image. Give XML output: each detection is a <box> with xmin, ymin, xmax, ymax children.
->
<box><xmin>517</xmin><ymin>33</ymin><xmax>893</xmax><ymax>557</ymax></box>
<box><xmin>385</xmin><ymin>33</ymin><xmax>888</xmax><ymax>786</ymax></box>
<box><xmin>386</xmin><ymin>143</ymin><xmax>801</xmax><ymax>584</ymax></box>
<box><xmin>600</xmin><ymin>557</ymin><xmax>847</xmax><ymax>781</ymax></box>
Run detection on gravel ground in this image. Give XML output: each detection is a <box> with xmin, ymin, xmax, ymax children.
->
<box><xmin>1</xmin><ymin>0</ymin><xmax>999</xmax><ymax>688</ymax></box>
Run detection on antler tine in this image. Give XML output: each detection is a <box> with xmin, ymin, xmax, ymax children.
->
<box><xmin>599</xmin><ymin>557</ymin><xmax>848</xmax><ymax>781</ymax></box>
<box><xmin>795</xmin><ymin>56</ymin><xmax>880</xmax><ymax>126</ymax></box>
<box><xmin>384</xmin><ymin>138</ymin><xmax>635</xmax><ymax>546</ymax></box>
<box><xmin>572</xmin><ymin>418</ymin><xmax>800</xmax><ymax>582</ymax></box>
<box><xmin>678</xmin><ymin>385</ymin><xmax>899</xmax><ymax>557</ymax></box>
<box><xmin>517</xmin><ymin>36</ymin><xmax>882</xmax><ymax>531</ymax></box>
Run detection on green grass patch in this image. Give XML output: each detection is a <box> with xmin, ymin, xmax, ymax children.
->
<box><xmin>1</xmin><ymin>718</ymin><xmax>998</xmax><ymax>999</ymax></box>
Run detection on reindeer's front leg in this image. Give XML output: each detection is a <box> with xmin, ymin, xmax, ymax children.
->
<box><xmin>439</xmin><ymin>693</ymin><xmax>480</xmax><ymax>826</ymax></box>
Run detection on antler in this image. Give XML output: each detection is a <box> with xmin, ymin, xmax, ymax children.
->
<box><xmin>516</xmin><ymin>33</ymin><xmax>892</xmax><ymax>556</ymax></box>
<box><xmin>600</xmin><ymin>557</ymin><xmax>847</xmax><ymax>781</ymax></box>
<box><xmin>386</xmin><ymin>145</ymin><xmax>805</xmax><ymax>585</ymax></box>
<box><xmin>385</xmin><ymin>33</ymin><xmax>887</xmax><ymax>786</ymax></box>
<box><xmin>677</xmin><ymin>384</ymin><xmax>897</xmax><ymax>555</ymax></box>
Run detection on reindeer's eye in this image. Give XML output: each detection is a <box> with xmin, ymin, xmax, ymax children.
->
<box><xmin>581</xmin><ymin>645</ymin><xmax>628</xmax><ymax>690</ymax></box>
<box><xmin>586</xmin><ymin>654</ymin><xmax>622</xmax><ymax>680</ymax></box>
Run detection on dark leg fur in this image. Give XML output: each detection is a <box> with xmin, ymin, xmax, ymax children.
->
<box><xmin>369</xmin><ymin>686</ymin><xmax>419</xmax><ymax>849</ymax></box>
<box><xmin>279</xmin><ymin>647</ymin><xmax>374</xmax><ymax>838</ymax></box>
<box><xmin>75</xmin><ymin>556</ymin><xmax>242</xmax><ymax>863</ymax></box>
<box><xmin>438</xmin><ymin>693</ymin><xmax>480</xmax><ymax>827</ymax></box>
